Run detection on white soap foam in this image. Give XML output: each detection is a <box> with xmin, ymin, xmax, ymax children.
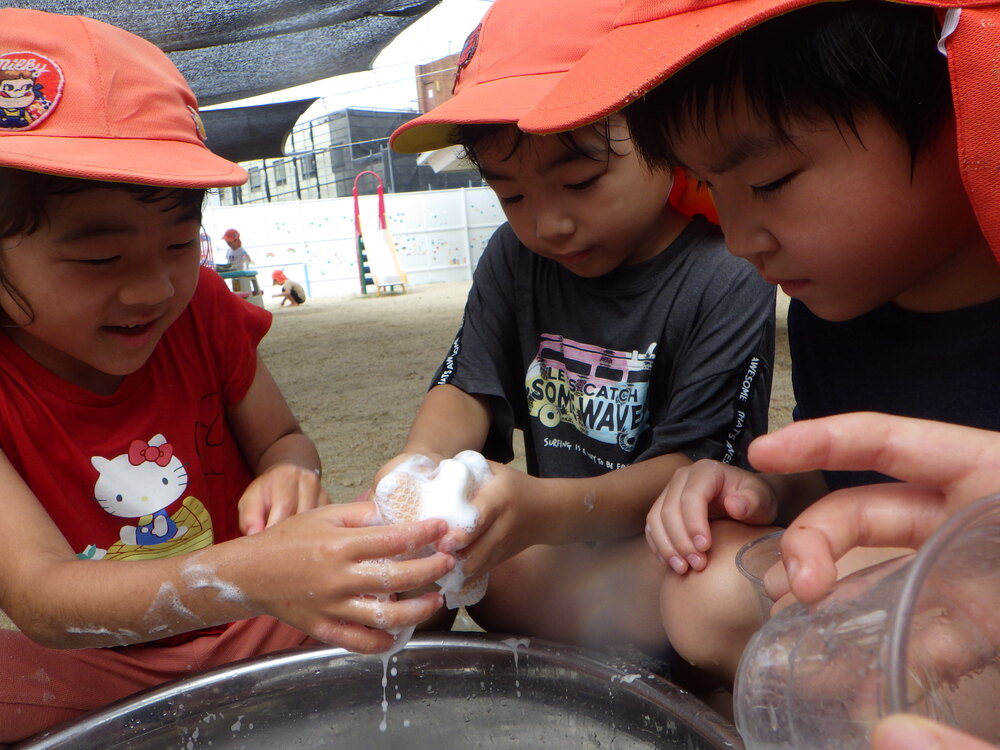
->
<box><xmin>373</xmin><ymin>451</ymin><xmax>493</xmax><ymax>609</ymax></box>
<box><xmin>370</xmin><ymin>452</ymin><xmax>495</xmax><ymax>732</ymax></box>
<box><xmin>180</xmin><ymin>559</ymin><xmax>247</xmax><ymax>604</ymax></box>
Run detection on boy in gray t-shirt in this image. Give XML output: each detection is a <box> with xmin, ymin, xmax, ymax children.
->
<box><xmin>377</xmin><ymin>0</ymin><xmax>774</xmax><ymax>661</ymax></box>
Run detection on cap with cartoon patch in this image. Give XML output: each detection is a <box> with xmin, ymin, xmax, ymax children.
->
<box><xmin>389</xmin><ymin>0</ymin><xmax>624</xmax><ymax>154</ymax></box>
<box><xmin>519</xmin><ymin>0</ymin><xmax>1000</xmax><ymax>262</ymax></box>
<box><xmin>0</xmin><ymin>7</ymin><xmax>246</xmax><ymax>188</ymax></box>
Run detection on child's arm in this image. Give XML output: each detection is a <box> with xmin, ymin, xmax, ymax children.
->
<box><xmin>444</xmin><ymin>450</ymin><xmax>694</xmax><ymax>578</ymax></box>
<box><xmin>227</xmin><ymin>354</ymin><xmax>327</xmax><ymax>535</ymax></box>
<box><xmin>643</xmin><ymin>459</ymin><xmax>826</xmax><ymax>574</ymax></box>
<box><xmin>0</xmin><ymin>448</ymin><xmax>454</xmax><ymax>652</ymax></box>
<box><xmin>375</xmin><ymin>385</ymin><xmax>692</xmax><ymax>576</ymax></box>
<box><xmin>401</xmin><ymin>384</ymin><xmax>492</xmax><ymax>460</ymax></box>
<box><xmin>751</xmin><ymin>413</ymin><xmax>1000</xmax><ymax>603</ymax></box>
<box><xmin>369</xmin><ymin>384</ymin><xmax>492</xmax><ymax>492</ymax></box>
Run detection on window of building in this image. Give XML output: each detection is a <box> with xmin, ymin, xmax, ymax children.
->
<box><xmin>248</xmin><ymin>167</ymin><xmax>262</xmax><ymax>190</ymax></box>
<box><xmin>299</xmin><ymin>153</ymin><xmax>318</xmax><ymax>179</ymax></box>
<box><xmin>273</xmin><ymin>160</ymin><xmax>288</xmax><ymax>186</ymax></box>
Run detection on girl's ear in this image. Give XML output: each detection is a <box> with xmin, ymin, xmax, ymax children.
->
<box><xmin>667</xmin><ymin>167</ymin><xmax>719</xmax><ymax>224</ymax></box>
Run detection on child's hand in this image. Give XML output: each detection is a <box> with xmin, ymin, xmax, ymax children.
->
<box><xmin>437</xmin><ymin>462</ymin><xmax>538</xmax><ymax>578</ymax></box>
<box><xmin>238</xmin><ymin>463</ymin><xmax>330</xmax><ymax>536</ymax></box>
<box><xmin>750</xmin><ymin>413</ymin><xmax>1000</xmax><ymax>604</ymax></box>
<box><xmin>644</xmin><ymin>459</ymin><xmax>779</xmax><ymax>574</ymax></box>
<box><xmin>241</xmin><ymin>501</ymin><xmax>454</xmax><ymax>653</ymax></box>
<box><xmin>873</xmin><ymin>714</ymin><xmax>996</xmax><ymax>750</ymax></box>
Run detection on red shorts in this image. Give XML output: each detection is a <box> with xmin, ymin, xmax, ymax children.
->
<box><xmin>0</xmin><ymin>617</ymin><xmax>315</xmax><ymax>743</ymax></box>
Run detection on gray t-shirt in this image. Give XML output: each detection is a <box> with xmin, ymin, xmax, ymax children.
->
<box><xmin>433</xmin><ymin>218</ymin><xmax>776</xmax><ymax>478</ymax></box>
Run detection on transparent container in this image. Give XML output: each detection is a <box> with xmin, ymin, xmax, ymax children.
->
<box><xmin>736</xmin><ymin>530</ymin><xmax>784</xmax><ymax>625</ymax></box>
<box><xmin>734</xmin><ymin>493</ymin><xmax>1000</xmax><ymax>750</ymax></box>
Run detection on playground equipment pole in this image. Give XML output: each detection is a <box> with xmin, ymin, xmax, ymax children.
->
<box><xmin>353</xmin><ymin>170</ymin><xmax>386</xmax><ymax>295</ymax></box>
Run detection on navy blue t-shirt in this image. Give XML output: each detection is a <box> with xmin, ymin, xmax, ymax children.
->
<box><xmin>788</xmin><ymin>297</ymin><xmax>1000</xmax><ymax>490</ymax></box>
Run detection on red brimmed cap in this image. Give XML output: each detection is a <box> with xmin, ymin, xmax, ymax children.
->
<box><xmin>521</xmin><ymin>0</ymin><xmax>1000</xmax><ymax>263</ymax></box>
<box><xmin>0</xmin><ymin>8</ymin><xmax>246</xmax><ymax>188</ymax></box>
<box><xmin>389</xmin><ymin>0</ymin><xmax>624</xmax><ymax>154</ymax></box>
<box><xmin>521</xmin><ymin>0</ymin><xmax>853</xmax><ymax>134</ymax></box>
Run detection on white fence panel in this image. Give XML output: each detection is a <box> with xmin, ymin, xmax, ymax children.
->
<box><xmin>203</xmin><ymin>187</ymin><xmax>504</xmax><ymax>299</ymax></box>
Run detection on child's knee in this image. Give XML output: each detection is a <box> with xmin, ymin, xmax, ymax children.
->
<box><xmin>660</xmin><ymin>521</ymin><xmax>773</xmax><ymax>675</ymax></box>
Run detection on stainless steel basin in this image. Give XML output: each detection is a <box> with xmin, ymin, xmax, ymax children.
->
<box><xmin>16</xmin><ymin>633</ymin><xmax>743</xmax><ymax>749</ymax></box>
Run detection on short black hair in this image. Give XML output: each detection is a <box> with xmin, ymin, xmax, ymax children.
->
<box><xmin>625</xmin><ymin>1</ymin><xmax>951</xmax><ymax>168</ymax></box>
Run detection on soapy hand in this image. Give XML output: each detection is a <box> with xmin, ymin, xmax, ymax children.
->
<box><xmin>436</xmin><ymin>462</ymin><xmax>545</xmax><ymax>579</ymax></box>
<box><xmin>644</xmin><ymin>459</ymin><xmax>779</xmax><ymax>574</ymax></box>
<box><xmin>373</xmin><ymin>451</ymin><xmax>493</xmax><ymax>608</ymax></box>
<box><xmin>239</xmin><ymin>500</ymin><xmax>453</xmax><ymax>654</ymax></box>
<box><xmin>238</xmin><ymin>463</ymin><xmax>330</xmax><ymax>536</ymax></box>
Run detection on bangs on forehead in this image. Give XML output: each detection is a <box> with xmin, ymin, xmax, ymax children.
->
<box><xmin>0</xmin><ymin>168</ymin><xmax>205</xmax><ymax>240</ymax></box>
<box><xmin>455</xmin><ymin>119</ymin><xmax>622</xmax><ymax>174</ymax></box>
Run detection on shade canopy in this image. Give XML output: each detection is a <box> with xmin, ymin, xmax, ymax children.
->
<box><xmin>13</xmin><ymin>1</ymin><xmax>439</xmax><ymax>161</ymax></box>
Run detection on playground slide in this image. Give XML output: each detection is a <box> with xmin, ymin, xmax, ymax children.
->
<box><xmin>354</xmin><ymin>170</ymin><xmax>407</xmax><ymax>295</ymax></box>
<box><xmin>359</xmin><ymin>216</ymin><xmax>407</xmax><ymax>293</ymax></box>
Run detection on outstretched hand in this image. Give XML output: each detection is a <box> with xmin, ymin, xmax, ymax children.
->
<box><xmin>750</xmin><ymin>413</ymin><xmax>1000</xmax><ymax>603</ymax></box>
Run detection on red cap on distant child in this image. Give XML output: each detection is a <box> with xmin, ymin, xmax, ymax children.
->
<box><xmin>223</xmin><ymin>229</ymin><xmax>240</xmax><ymax>241</ymax></box>
<box><xmin>520</xmin><ymin>0</ymin><xmax>1000</xmax><ymax>261</ymax></box>
<box><xmin>389</xmin><ymin>0</ymin><xmax>624</xmax><ymax>154</ymax></box>
<box><xmin>0</xmin><ymin>7</ymin><xmax>246</xmax><ymax>188</ymax></box>
<box><xmin>272</xmin><ymin>270</ymin><xmax>288</xmax><ymax>285</ymax></box>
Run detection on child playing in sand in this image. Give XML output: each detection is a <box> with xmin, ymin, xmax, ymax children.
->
<box><xmin>382</xmin><ymin>0</ymin><xmax>775</xmax><ymax>659</ymax></box>
<box><xmin>0</xmin><ymin>9</ymin><xmax>454</xmax><ymax>743</ymax></box>
<box><xmin>272</xmin><ymin>269</ymin><xmax>307</xmax><ymax>306</ymax></box>
<box><xmin>521</xmin><ymin>0</ymin><xmax>1000</xmax><ymax>684</ymax></box>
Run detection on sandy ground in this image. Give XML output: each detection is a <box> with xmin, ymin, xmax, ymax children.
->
<box><xmin>262</xmin><ymin>281</ymin><xmax>794</xmax><ymax>502</ymax></box>
<box><xmin>0</xmin><ymin>283</ymin><xmax>792</xmax><ymax>633</ymax></box>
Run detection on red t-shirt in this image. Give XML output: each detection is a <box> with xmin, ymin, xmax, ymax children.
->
<box><xmin>0</xmin><ymin>267</ymin><xmax>271</xmax><ymax>561</ymax></box>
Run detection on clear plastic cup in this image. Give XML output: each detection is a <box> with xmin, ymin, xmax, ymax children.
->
<box><xmin>736</xmin><ymin>530</ymin><xmax>784</xmax><ymax>625</ymax></box>
<box><xmin>734</xmin><ymin>493</ymin><xmax>1000</xmax><ymax>750</ymax></box>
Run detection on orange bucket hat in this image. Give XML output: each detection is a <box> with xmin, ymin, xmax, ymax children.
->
<box><xmin>0</xmin><ymin>8</ymin><xmax>246</xmax><ymax>188</ymax></box>
<box><xmin>520</xmin><ymin>0</ymin><xmax>1000</xmax><ymax>261</ymax></box>
<box><xmin>389</xmin><ymin>0</ymin><xmax>625</xmax><ymax>154</ymax></box>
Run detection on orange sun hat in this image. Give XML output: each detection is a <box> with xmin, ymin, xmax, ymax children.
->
<box><xmin>519</xmin><ymin>0</ymin><xmax>1000</xmax><ymax>261</ymax></box>
<box><xmin>0</xmin><ymin>7</ymin><xmax>246</xmax><ymax>188</ymax></box>
<box><xmin>389</xmin><ymin>0</ymin><xmax>625</xmax><ymax>154</ymax></box>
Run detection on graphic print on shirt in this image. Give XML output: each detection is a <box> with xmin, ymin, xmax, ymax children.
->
<box><xmin>525</xmin><ymin>334</ymin><xmax>655</xmax><ymax>452</ymax></box>
<box><xmin>79</xmin><ymin>434</ymin><xmax>214</xmax><ymax>561</ymax></box>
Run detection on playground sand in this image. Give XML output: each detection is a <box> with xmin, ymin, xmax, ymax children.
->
<box><xmin>0</xmin><ymin>282</ymin><xmax>793</xmax><ymax>632</ymax></box>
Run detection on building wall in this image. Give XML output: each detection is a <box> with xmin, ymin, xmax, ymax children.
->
<box><xmin>220</xmin><ymin>107</ymin><xmax>482</xmax><ymax>206</ymax></box>
<box><xmin>204</xmin><ymin>185</ymin><xmax>505</xmax><ymax>299</ymax></box>
<box><xmin>416</xmin><ymin>52</ymin><xmax>460</xmax><ymax>114</ymax></box>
